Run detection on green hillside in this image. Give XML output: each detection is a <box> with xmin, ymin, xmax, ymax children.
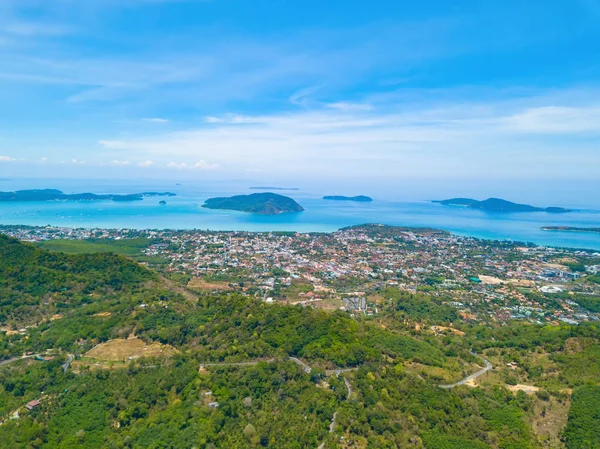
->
<box><xmin>0</xmin><ymin>235</ymin><xmax>599</xmax><ymax>448</ymax></box>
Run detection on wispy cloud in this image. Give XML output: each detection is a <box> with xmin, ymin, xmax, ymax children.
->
<box><xmin>141</xmin><ymin>117</ymin><xmax>169</xmax><ymax>123</ymax></box>
<box><xmin>97</xmin><ymin>91</ymin><xmax>600</xmax><ymax>179</ymax></box>
<box><xmin>165</xmin><ymin>160</ymin><xmax>219</xmax><ymax>170</ymax></box>
<box><xmin>0</xmin><ymin>155</ymin><xmax>15</xmax><ymax>162</ymax></box>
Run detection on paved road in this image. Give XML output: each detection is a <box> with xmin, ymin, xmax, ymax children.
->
<box><xmin>439</xmin><ymin>351</ymin><xmax>492</xmax><ymax>389</ymax></box>
<box><xmin>0</xmin><ymin>355</ymin><xmax>35</xmax><ymax>367</ymax></box>
<box><xmin>289</xmin><ymin>357</ymin><xmax>312</xmax><ymax>373</ymax></box>
<box><xmin>343</xmin><ymin>377</ymin><xmax>353</xmax><ymax>400</ymax></box>
<box><xmin>318</xmin><ymin>375</ymin><xmax>353</xmax><ymax>449</ymax></box>
<box><xmin>62</xmin><ymin>355</ymin><xmax>74</xmax><ymax>373</ymax></box>
<box><xmin>326</xmin><ymin>367</ymin><xmax>358</xmax><ymax>376</ymax></box>
<box><xmin>199</xmin><ymin>359</ymin><xmax>275</xmax><ymax>368</ymax></box>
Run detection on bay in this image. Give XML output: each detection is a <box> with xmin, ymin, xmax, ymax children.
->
<box><xmin>0</xmin><ymin>178</ymin><xmax>598</xmax><ymax>250</ymax></box>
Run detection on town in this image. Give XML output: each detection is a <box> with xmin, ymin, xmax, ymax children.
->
<box><xmin>3</xmin><ymin>224</ymin><xmax>600</xmax><ymax>326</ymax></box>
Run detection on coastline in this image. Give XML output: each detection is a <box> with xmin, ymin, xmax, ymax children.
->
<box><xmin>2</xmin><ymin>222</ymin><xmax>600</xmax><ymax>253</ymax></box>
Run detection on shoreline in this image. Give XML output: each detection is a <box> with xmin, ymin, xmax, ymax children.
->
<box><xmin>541</xmin><ymin>226</ymin><xmax>600</xmax><ymax>234</ymax></box>
<box><xmin>2</xmin><ymin>222</ymin><xmax>600</xmax><ymax>253</ymax></box>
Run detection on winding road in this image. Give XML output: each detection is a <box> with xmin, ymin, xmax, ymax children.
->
<box><xmin>438</xmin><ymin>351</ymin><xmax>493</xmax><ymax>389</ymax></box>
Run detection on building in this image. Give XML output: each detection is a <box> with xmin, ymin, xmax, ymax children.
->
<box><xmin>25</xmin><ymin>400</ymin><xmax>40</xmax><ymax>411</ymax></box>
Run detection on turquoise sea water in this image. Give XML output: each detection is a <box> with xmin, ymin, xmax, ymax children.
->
<box><xmin>0</xmin><ymin>179</ymin><xmax>599</xmax><ymax>250</ymax></box>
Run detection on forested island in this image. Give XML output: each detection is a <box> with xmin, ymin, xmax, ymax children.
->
<box><xmin>434</xmin><ymin>197</ymin><xmax>571</xmax><ymax>213</ymax></box>
<box><xmin>323</xmin><ymin>195</ymin><xmax>373</xmax><ymax>202</ymax></box>
<box><xmin>0</xmin><ymin>189</ymin><xmax>175</xmax><ymax>202</ymax></box>
<box><xmin>542</xmin><ymin>226</ymin><xmax>600</xmax><ymax>233</ymax></box>
<box><xmin>202</xmin><ymin>192</ymin><xmax>304</xmax><ymax>214</ymax></box>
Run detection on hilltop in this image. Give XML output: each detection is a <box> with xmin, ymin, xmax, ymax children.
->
<box><xmin>202</xmin><ymin>192</ymin><xmax>304</xmax><ymax>214</ymax></box>
<box><xmin>434</xmin><ymin>197</ymin><xmax>571</xmax><ymax>213</ymax></box>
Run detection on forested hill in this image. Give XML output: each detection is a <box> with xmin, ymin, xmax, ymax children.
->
<box><xmin>0</xmin><ymin>234</ymin><xmax>599</xmax><ymax>448</ymax></box>
<box><xmin>0</xmin><ymin>234</ymin><xmax>154</xmax><ymax>325</ymax></box>
<box><xmin>434</xmin><ymin>197</ymin><xmax>572</xmax><ymax>213</ymax></box>
<box><xmin>202</xmin><ymin>192</ymin><xmax>304</xmax><ymax>214</ymax></box>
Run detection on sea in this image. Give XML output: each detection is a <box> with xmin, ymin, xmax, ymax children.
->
<box><xmin>0</xmin><ymin>178</ymin><xmax>599</xmax><ymax>251</ymax></box>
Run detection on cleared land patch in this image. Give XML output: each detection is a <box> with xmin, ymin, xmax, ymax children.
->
<box><xmin>187</xmin><ymin>277</ymin><xmax>232</xmax><ymax>291</ymax></box>
<box><xmin>84</xmin><ymin>338</ymin><xmax>177</xmax><ymax>362</ymax></box>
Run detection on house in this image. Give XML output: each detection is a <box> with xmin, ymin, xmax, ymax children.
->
<box><xmin>25</xmin><ymin>400</ymin><xmax>40</xmax><ymax>411</ymax></box>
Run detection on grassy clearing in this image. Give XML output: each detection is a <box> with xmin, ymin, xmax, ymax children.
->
<box><xmin>36</xmin><ymin>238</ymin><xmax>152</xmax><ymax>256</ymax></box>
<box><xmin>36</xmin><ymin>238</ymin><xmax>166</xmax><ymax>264</ymax></box>
<box><xmin>187</xmin><ymin>277</ymin><xmax>232</xmax><ymax>291</ymax></box>
<box><xmin>84</xmin><ymin>337</ymin><xmax>177</xmax><ymax>362</ymax></box>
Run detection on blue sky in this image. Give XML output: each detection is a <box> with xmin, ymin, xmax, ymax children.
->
<box><xmin>1</xmin><ymin>0</ymin><xmax>600</xmax><ymax>186</ymax></box>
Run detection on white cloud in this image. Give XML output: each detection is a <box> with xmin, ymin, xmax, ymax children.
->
<box><xmin>165</xmin><ymin>160</ymin><xmax>219</xmax><ymax>170</ymax></box>
<box><xmin>111</xmin><ymin>160</ymin><xmax>130</xmax><ymax>165</ymax></box>
<box><xmin>192</xmin><ymin>160</ymin><xmax>219</xmax><ymax>170</ymax></box>
<box><xmin>71</xmin><ymin>159</ymin><xmax>86</xmax><ymax>164</ymax></box>
<box><xmin>141</xmin><ymin>118</ymin><xmax>169</xmax><ymax>123</ymax></box>
<box><xmin>502</xmin><ymin>106</ymin><xmax>600</xmax><ymax>133</ymax></box>
<box><xmin>138</xmin><ymin>160</ymin><xmax>154</xmax><ymax>167</ymax></box>
<box><xmin>0</xmin><ymin>156</ymin><xmax>16</xmax><ymax>162</ymax></box>
<box><xmin>326</xmin><ymin>102</ymin><xmax>373</xmax><ymax>112</ymax></box>
<box><xmin>96</xmin><ymin>92</ymin><xmax>600</xmax><ymax>179</ymax></box>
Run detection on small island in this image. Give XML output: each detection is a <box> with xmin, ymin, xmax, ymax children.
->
<box><xmin>0</xmin><ymin>189</ymin><xmax>176</xmax><ymax>202</ymax></box>
<box><xmin>323</xmin><ymin>195</ymin><xmax>373</xmax><ymax>202</ymax></box>
<box><xmin>433</xmin><ymin>197</ymin><xmax>571</xmax><ymax>213</ymax></box>
<box><xmin>541</xmin><ymin>226</ymin><xmax>600</xmax><ymax>233</ymax></box>
<box><xmin>202</xmin><ymin>192</ymin><xmax>304</xmax><ymax>215</ymax></box>
<box><xmin>159</xmin><ymin>200</ymin><xmax>167</xmax><ymax>205</ymax></box>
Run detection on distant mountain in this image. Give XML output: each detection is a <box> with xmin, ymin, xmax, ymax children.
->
<box><xmin>323</xmin><ymin>195</ymin><xmax>373</xmax><ymax>202</ymax></box>
<box><xmin>433</xmin><ymin>197</ymin><xmax>571</xmax><ymax>213</ymax></box>
<box><xmin>202</xmin><ymin>192</ymin><xmax>304</xmax><ymax>215</ymax></box>
<box><xmin>249</xmin><ymin>186</ymin><xmax>300</xmax><ymax>191</ymax></box>
<box><xmin>541</xmin><ymin>226</ymin><xmax>600</xmax><ymax>233</ymax></box>
<box><xmin>0</xmin><ymin>189</ymin><xmax>176</xmax><ymax>202</ymax></box>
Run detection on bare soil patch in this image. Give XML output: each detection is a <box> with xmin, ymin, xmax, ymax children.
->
<box><xmin>85</xmin><ymin>337</ymin><xmax>177</xmax><ymax>362</ymax></box>
<box><xmin>508</xmin><ymin>384</ymin><xmax>540</xmax><ymax>394</ymax></box>
<box><xmin>187</xmin><ymin>278</ymin><xmax>232</xmax><ymax>291</ymax></box>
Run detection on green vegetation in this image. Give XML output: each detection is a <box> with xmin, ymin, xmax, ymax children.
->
<box><xmin>36</xmin><ymin>238</ymin><xmax>152</xmax><ymax>256</ymax></box>
<box><xmin>434</xmin><ymin>197</ymin><xmax>571</xmax><ymax>213</ymax></box>
<box><xmin>0</xmin><ymin>189</ymin><xmax>175</xmax><ymax>202</ymax></box>
<box><xmin>202</xmin><ymin>192</ymin><xmax>304</xmax><ymax>214</ymax></box>
<box><xmin>35</xmin><ymin>238</ymin><xmax>166</xmax><ymax>265</ymax></box>
<box><xmin>1</xmin><ymin>234</ymin><xmax>599</xmax><ymax>448</ymax></box>
<box><xmin>564</xmin><ymin>386</ymin><xmax>600</xmax><ymax>448</ymax></box>
<box><xmin>541</xmin><ymin>226</ymin><xmax>600</xmax><ymax>234</ymax></box>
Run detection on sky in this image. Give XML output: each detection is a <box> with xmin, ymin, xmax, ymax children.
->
<box><xmin>1</xmin><ymin>0</ymin><xmax>600</xmax><ymax>191</ymax></box>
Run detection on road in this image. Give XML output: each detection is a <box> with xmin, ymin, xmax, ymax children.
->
<box><xmin>318</xmin><ymin>375</ymin><xmax>353</xmax><ymax>449</ymax></box>
<box><xmin>199</xmin><ymin>359</ymin><xmax>275</xmax><ymax>368</ymax></box>
<box><xmin>289</xmin><ymin>356</ymin><xmax>312</xmax><ymax>373</ymax></box>
<box><xmin>0</xmin><ymin>355</ymin><xmax>35</xmax><ymax>366</ymax></box>
<box><xmin>62</xmin><ymin>355</ymin><xmax>74</xmax><ymax>373</ymax></box>
<box><xmin>439</xmin><ymin>351</ymin><xmax>492</xmax><ymax>389</ymax></box>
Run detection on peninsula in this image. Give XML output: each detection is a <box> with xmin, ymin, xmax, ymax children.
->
<box><xmin>323</xmin><ymin>195</ymin><xmax>373</xmax><ymax>202</ymax></box>
<box><xmin>433</xmin><ymin>197</ymin><xmax>571</xmax><ymax>213</ymax></box>
<box><xmin>541</xmin><ymin>226</ymin><xmax>600</xmax><ymax>233</ymax></box>
<box><xmin>202</xmin><ymin>192</ymin><xmax>304</xmax><ymax>215</ymax></box>
<box><xmin>0</xmin><ymin>189</ymin><xmax>176</xmax><ymax>202</ymax></box>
